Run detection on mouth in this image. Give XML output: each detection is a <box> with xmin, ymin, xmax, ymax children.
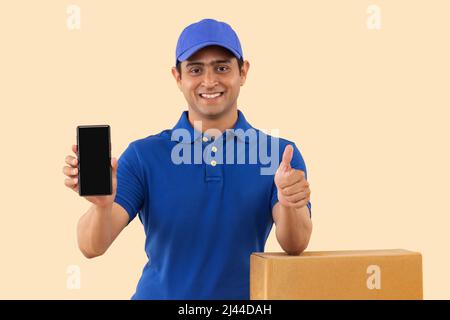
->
<box><xmin>198</xmin><ymin>92</ymin><xmax>224</xmax><ymax>102</ymax></box>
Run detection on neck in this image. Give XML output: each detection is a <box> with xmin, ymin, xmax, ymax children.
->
<box><xmin>187</xmin><ymin>107</ymin><xmax>238</xmax><ymax>138</ymax></box>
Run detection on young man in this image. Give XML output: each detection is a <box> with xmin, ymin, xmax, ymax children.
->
<box><xmin>63</xmin><ymin>18</ymin><xmax>312</xmax><ymax>300</ymax></box>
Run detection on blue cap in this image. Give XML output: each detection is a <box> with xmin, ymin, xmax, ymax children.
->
<box><xmin>175</xmin><ymin>19</ymin><xmax>243</xmax><ymax>66</ymax></box>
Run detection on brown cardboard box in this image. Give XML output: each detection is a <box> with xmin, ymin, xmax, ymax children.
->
<box><xmin>250</xmin><ymin>249</ymin><xmax>423</xmax><ymax>300</ymax></box>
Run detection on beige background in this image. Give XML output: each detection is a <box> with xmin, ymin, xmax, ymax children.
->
<box><xmin>0</xmin><ymin>0</ymin><xmax>448</xmax><ymax>299</ymax></box>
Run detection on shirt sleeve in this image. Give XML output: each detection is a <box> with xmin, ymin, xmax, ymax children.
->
<box><xmin>270</xmin><ymin>142</ymin><xmax>312</xmax><ymax>218</ymax></box>
<box><xmin>114</xmin><ymin>142</ymin><xmax>145</xmax><ymax>224</ymax></box>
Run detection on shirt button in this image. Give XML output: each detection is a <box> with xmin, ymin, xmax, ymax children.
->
<box><xmin>210</xmin><ymin>160</ymin><xmax>217</xmax><ymax>166</ymax></box>
<box><xmin>211</xmin><ymin>146</ymin><xmax>218</xmax><ymax>153</ymax></box>
<box><xmin>202</xmin><ymin>136</ymin><xmax>208</xmax><ymax>142</ymax></box>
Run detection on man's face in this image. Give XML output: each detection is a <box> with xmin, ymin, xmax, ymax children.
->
<box><xmin>172</xmin><ymin>45</ymin><xmax>249</xmax><ymax>119</ymax></box>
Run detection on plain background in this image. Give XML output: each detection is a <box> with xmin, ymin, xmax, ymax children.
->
<box><xmin>0</xmin><ymin>0</ymin><xmax>448</xmax><ymax>299</ymax></box>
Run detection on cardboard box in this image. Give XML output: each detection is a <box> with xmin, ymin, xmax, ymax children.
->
<box><xmin>250</xmin><ymin>249</ymin><xmax>423</xmax><ymax>300</ymax></box>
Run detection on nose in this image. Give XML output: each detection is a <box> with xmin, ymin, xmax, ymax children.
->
<box><xmin>201</xmin><ymin>68</ymin><xmax>219</xmax><ymax>88</ymax></box>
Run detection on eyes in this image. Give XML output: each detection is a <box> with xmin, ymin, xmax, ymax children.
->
<box><xmin>188</xmin><ymin>65</ymin><xmax>230</xmax><ymax>75</ymax></box>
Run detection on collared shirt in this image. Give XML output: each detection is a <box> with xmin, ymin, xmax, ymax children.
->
<box><xmin>114</xmin><ymin>109</ymin><xmax>311</xmax><ymax>300</ymax></box>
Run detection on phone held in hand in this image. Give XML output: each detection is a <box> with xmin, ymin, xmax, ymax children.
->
<box><xmin>76</xmin><ymin>125</ymin><xmax>112</xmax><ymax>196</ymax></box>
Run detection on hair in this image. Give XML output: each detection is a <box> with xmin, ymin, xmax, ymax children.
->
<box><xmin>176</xmin><ymin>48</ymin><xmax>244</xmax><ymax>78</ymax></box>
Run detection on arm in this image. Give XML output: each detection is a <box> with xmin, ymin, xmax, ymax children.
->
<box><xmin>77</xmin><ymin>202</ymin><xmax>130</xmax><ymax>259</ymax></box>
<box><xmin>64</xmin><ymin>144</ymin><xmax>135</xmax><ymax>259</ymax></box>
<box><xmin>272</xmin><ymin>144</ymin><xmax>312</xmax><ymax>255</ymax></box>
<box><xmin>272</xmin><ymin>203</ymin><xmax>312</xmax><ymax>255</ymax></box>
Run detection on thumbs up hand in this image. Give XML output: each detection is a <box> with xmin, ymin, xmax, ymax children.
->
<box><xmin>274</xmin><ymin>145</ymin><xmax>311</xmax><ymax>209</ymax></box>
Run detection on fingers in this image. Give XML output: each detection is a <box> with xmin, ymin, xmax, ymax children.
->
<box><xmin>111</xmin><ymin>157</ymin><xmax>117</xmax><ymax>171</ymax></box>
<box><xmin>64</xmin><ymin>177</ymin><xmax>78</xmax><ymax>188</ymax></box>
<box><xmin>280</xmin><ymin>196</ymin><xmax>310</xmax><ymax>209</ymax></box>
<box><xmin>111</xmin><ymin>157</ymin><xmax>118</xmax><ymax>180</ymax></box>
<box><xmin>65</xmin><ymin>155</ymin><xmax>78</xmax><ymax>167</ymax></box>
<box><xmin>284</xmin><ymin>190</ymin><xmax>310</xmax><ymax>203</ymax></box>
<box><xmin>64</xmin><ymin>144</ymin><xmax>116</xmax><ymax>195</ymax></box>
<box><xmin>64</xmin><ymin>145</ymin><xmax>79</xmax><ymax>173</ymax></box>
<box><xmin>63</xmin><ymin>145</ymin><xmax>79</xmax><ymax>192</ymax></box>
<box><xmin>278</xmin><ymin>177</ymin><xmax>311</xmax><ymax>208</ymax></box>
<box><xmin>64</xmin><ymin>175</ymin><xmax>79</xmax><ymax>193</ymax></box>
<box><xmin>282</xmin><ymin>180</ymin><xmax>308</xmax><ymax>196</ymax></box>
<box><xmin>290</xmin><ymin>198</ymin><xmax>309</xmax><ymax>209</ymax></box>
<box><xmin>62</xmin><ymin>165</ymin><xmax>78</xmax><ymax>176</ymax></box>
<box><xmin>276</xmin><ymin>170</ymin><xmax>305</xmax><ymax>189</ymax></box>
<box><xmin>62</xmin><ymin>161</ymin><xmax>78</xmax><ymax>192</ymax></box>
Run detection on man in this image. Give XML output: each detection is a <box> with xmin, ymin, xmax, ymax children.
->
<box><xmin>63</xmin><ymin>18</ymin><xmax>312</xmax><ymax>300</ymax></box>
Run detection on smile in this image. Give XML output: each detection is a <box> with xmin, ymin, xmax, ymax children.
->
<box><xmin>199</xmin><ymin>92</ymin><xmax>224</xmax><ymax>99</ymax></box>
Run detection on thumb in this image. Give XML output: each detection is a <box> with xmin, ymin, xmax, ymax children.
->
<box><xmin>111</xmin><ymin>157</ymin><xmax>118</xmax><ymax>175</ymax></box>
<box><xmin>280</xmin><ymin>144</ymin><xmax>294</xmax><ymax>170</ymax></box>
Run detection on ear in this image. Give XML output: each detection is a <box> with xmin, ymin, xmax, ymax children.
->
<box><xmin>240</xmin><ymin>60</ymin><xmax>250</xmax><ymax>86</ymax></box>
<box><xmin>171</xmin><ymin>66</ymin><xmax>182</xmax><ymax>90</ymax></box>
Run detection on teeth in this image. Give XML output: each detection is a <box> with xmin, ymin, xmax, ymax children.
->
<box><xmin>200</xmin><ymin>92</ymin><xmax>222</xmax><ymax>99</ymax></box>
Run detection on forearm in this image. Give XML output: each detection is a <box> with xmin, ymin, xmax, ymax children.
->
<box><xmin>77</xmin><ymin>203</ymin><xmax>113</xmax><ymax>258</ymax></box>
<box><xmin>275</xmin><ymin>204</ymin><xmax>312</xmax><ymax>255</ymax></box>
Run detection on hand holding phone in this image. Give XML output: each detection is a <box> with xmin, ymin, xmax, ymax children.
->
<box><xmin>62</xmin><ymin>125</ymin><xmax>118</xmax><ymax>208</ymax></box>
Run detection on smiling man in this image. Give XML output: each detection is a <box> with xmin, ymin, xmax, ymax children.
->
<box><xmin>67</xmin><ymin>18</ymin><xmax>312</xmax><ymax>300</ymax></box>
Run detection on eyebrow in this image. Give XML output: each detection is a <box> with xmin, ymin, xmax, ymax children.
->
<box><xmin>185</xmin><ymin>59</ymin><xmax>232</xmax><ymax>68</ymax></box>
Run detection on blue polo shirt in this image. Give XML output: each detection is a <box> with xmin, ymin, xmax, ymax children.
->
<box><xmin>114</xmin><ymin>109</ymin><xmax>311</xmax><ymax>300</ymax></box>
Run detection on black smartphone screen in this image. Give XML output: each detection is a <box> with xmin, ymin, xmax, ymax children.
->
<box><xmin>76</xmin><ymin>125</ymin><xmax>112</xmax><ymax>196</ymax></box>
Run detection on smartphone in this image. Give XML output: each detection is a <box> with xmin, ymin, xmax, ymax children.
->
<box><xmin>76</xmin><ymin>125</ymin><xmax>112</xmax><ymax>196</ymax></box>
